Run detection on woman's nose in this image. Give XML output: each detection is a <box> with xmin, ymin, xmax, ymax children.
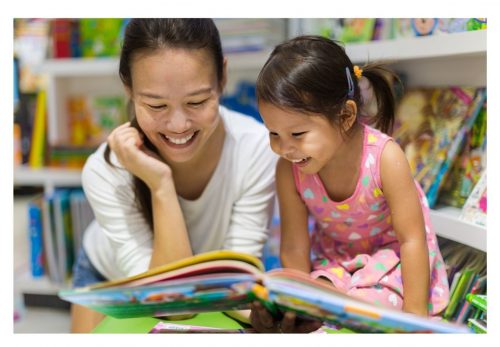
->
<box><xmin>166</xmin><ymin>109</ymin><xmax>191</xmax><ymax>133</ymax></box>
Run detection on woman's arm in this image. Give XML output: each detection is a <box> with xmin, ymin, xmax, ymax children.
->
<box><xmin>107</xmin><ymin>123</ymin><xmax>192</xmax><ymax>269</ymax></box>
<box><xmin>276</xmin><ymin>158</ymin><xmax>311</xmax><ymax>273</ymax></box>
<box><xmin>380</xmin><ymin>140</ymin><xmax>430</xmax><ymax>316</ymax></box>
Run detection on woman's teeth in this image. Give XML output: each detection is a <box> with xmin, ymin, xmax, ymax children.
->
<box><xmin>163</xmin><ymin>132</ymin><xmax>195</xmax><ymax>144</ymax></box>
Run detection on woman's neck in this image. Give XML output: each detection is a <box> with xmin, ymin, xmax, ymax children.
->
<box><xmin>169</xmin><ymin>118</ymin><xmax>226</xmax><ymax>200</ymax></box>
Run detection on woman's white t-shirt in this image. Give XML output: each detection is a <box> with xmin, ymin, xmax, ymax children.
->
<box><xmin>82</xmin><ymin>106</ymin><xmax>277</xmax><ymax>280</ymax></box>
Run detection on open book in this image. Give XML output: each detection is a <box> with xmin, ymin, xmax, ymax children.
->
<box><xmin>59</xmin><ymin>250</ymin><xmax>470</xmax><ymax>333</ymax></box>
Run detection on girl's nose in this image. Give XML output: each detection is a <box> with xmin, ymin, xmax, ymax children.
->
<box><xmin>280</xmin><ymin>141</ymin><xmax>295</xmax><ymax>157</ymax></box>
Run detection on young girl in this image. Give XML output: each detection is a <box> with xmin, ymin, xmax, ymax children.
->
<box><xmin>71</xmin><ymin>19</ymin><xmax>277</xmax><ymax>332</ymax></box>
<box><xmin>251</xmin><ymin>35</ymin><xmax>449</xmax><ymax>332</ymax></box>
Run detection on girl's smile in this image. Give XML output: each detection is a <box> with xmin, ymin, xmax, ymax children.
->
<box><xmin>259</xmin><ymin>102</ymin><xmax>345</xmax><ymax>174</ymax></box>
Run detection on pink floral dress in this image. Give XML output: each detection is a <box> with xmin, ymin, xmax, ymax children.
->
<box><xmin>291</xmin><ymin>124</ymin><xmax>449</xmax><ymax>315</ymax></box>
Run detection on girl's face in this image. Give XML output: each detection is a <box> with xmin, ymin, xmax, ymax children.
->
<box><xmin>259</xmin><ymin>102</ymin><xmax>344</xmax><ymax>174</ymax></box>
<box><xmin>129</xmin><ymin>48</ymin><xmax>224</xmax><ymax>164</ymax></box>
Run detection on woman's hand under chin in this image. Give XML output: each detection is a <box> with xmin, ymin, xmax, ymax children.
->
<box><xmin>107</xmin><ymin>122</ymin><xmax>174</xmax><ymax>193</ymax></box>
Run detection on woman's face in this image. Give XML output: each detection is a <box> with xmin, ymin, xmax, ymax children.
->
<box><xmin>129</xmin><ymin>48</ymin><xmax>224</xmax><ymax>164</ymax></box>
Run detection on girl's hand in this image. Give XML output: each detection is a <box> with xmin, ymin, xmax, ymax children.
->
<box><xmin>107</xmin><ymin>122</ymin><xmax>173</xmax><ymax>193</ymax></box>
<box><xmin>250</xmin><ymin>301</ymin><xmax>323</xmax><ymax>333</ymax></box>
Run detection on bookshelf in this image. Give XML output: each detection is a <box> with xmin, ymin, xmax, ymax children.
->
<box><xmin>430</xmin><ymin>207</ymin><xmax>486</xmax><ymax>252</ymax></box>
<box><xmin>346</xmin><ymin>30</ymin><xmax>486</xmax><ymax>88</ymax></box>
<box><xmin>14</xmin><ymin>22</ymin><xmax>487</xmax><ymax>297</ymax></box>
<box><xmin>14</xmin><ymin>166</ymin><xmax>82</xmax><ymax>194</ymax></box>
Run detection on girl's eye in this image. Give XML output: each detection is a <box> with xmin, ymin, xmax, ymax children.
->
<box><xmin>292</xmin><ymin>131</ymin><xmax>307</xmax><ymax>137</ymax></box>
<box><xmin>269</xmin><ymin>132</ymin><xmax>278</xmax><ymax>137</ymax></box>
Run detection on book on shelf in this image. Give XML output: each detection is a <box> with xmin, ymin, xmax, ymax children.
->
<box><xmin>438</xmin><ymin>103</ymin><xmax>486</xmax><ymax>208</ymax></box>
<box><xmin>465</xmin><ymin>294</ymin><xmax>487</xmax><ymax>333</ymax></box>
<box><xmin>27</xmin><ymin>189</ymin><xmax>94</xmax><ymax>283</ymax></box>
<box><xmin>459</xmin><ymin>171</ymin><xmax>487</xmax><ymax>227</ymax></box>
<box><xmin>67</xmin><ymin>94</ymin><xmax>126</xmax><ymax>147</ymax></box>
<box><xmin>393</xmin><ymin>87</ymin><xmax>486</xmax><ymax>208</ymax></box>
<box><xmin>14</xmin><ymin>92</ymin><xmax>37</xmax><ymax>165</ymax></box>
<box><xmin>28</xmin><ymin>90</ymin><xmax>47</xmax><ymax>168</ymax></box>
<box><xmin>59</xmin><ymin>250</ymin><xmax>470</xmax><ymax>333</ymax></box>
<box><xmin>53</xmin><ymin>189</ymin><xmax>75</xmax><ymax>280</ymax></box>
<box><xmin>41</xmin><ymin>193</ymin><xmax>62</xmax><ymax>283</ymax></box>
<box><xmin>28</xmin><ymin>197</ymin><xmax>45</xmax><ymax>277</ymax></box>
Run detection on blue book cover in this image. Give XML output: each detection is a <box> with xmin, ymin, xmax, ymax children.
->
<box><xmin>28</xmin><ymin>198</ymin><xmax>44</xmax><ymax>277</ymax></box>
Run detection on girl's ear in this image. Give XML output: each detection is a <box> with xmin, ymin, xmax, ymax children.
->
<box><xmin>341</xmin><ymin>100</ymin><xmax>358</xmax><ymax>132</ymax></box>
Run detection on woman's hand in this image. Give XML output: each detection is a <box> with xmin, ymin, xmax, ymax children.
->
<box><xmin>250</xmin><ymin>301</ymin><xmax>323</xmax><ymax>333</ymax></box>
<box><xmin>107</xmin><ymin>122</ymin><xmax>173</xmax><ymax>193</ymax></box>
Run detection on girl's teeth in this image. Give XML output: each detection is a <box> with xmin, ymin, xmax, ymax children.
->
<box><xmin>164</xmin><ymin>132</ymin><xmax>194</xmax><ymax>144</ymax></box>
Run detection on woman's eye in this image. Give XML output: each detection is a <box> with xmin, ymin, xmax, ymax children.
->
<box><xmin>147</xmin><ymin>104</ymin><xmax>166</xmax><ymax>110</ymax></box>
<box><xmin>188</xmin><ymin>99</ymin><xmax>207</xmax><ymax>107</ymax></box>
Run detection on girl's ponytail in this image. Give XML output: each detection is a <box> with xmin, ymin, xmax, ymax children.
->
<box><xmin>358</xmin><ymin>63</ymin><xmax>401</xmax><ymax>135</ymax></box>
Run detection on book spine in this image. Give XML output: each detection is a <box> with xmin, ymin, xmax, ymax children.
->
<box><xmin>28</xmin><ymin>200</ymin><xmax>44</xmax><ymax>277</ymax></box>
<box><xmin>443</xmin><ymin>269</ymin><xmax>475</xmax><ymax>319</ymax></box>
<box><xmin>41</xmin><ymin>195</ymin><xmax>62</xmax><ymax>284</ymax></box>
<box><xmin>52</xmin><ymin>19</ymin><xmax>72</xmax><ymax>58</ymax></box>
<box><xmin>28</xmin><ymin>90</ymin><xmax>46</xmax><ymax>168</ymax></box>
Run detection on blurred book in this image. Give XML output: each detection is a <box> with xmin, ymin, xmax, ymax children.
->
<box><xmin>393</xmin><ymin>87</ymin><xmax>486</xmax><ymax>208</ymax></box>
<box><xmin>66</xmin><ymin>94</ymin><xmax>126</xmax><ymax>148</ymax></box>
<box><xmin>438</xmin><ymin>103</ymin><xmax>486</xmax><ymax>208</ymax></box>
<box><xmin>79</xmin><ymin>18</ymin><xmax>125</xmax><ymax>57</ymax></box>
<box><xmin>459</xmin><ymin>171</ymin><xmax>486</xmax><ymax>227</ymax></box>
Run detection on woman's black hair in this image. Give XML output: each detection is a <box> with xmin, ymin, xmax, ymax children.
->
<box><xmin>104</xmin><ymin>18</ymin><xmax>224</xmax><ymax>230</ymax></box>
<box><xmin>256</xmin><ymin>35</ymin><xmax>400</xmax><ymax>135</ymax></box>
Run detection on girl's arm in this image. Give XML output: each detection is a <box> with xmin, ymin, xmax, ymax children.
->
<box><xmin>276</xmin><ymin>158</ymin><xmax>311</xmax><ymax>273</ymax></box>
<box><xmin>107</xmin><ymin>123</ymin><xmax>192</xmax><ymax>269</ymax></box>
<box><xmin>380</xmin><ymin>141</ymin><xmax>430</xmax><ymax>316</ymax></box>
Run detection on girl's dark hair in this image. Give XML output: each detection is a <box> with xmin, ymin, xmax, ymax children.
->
<box><xmin>256</xmin><ymin>35</ymin><xmax>400</xmax><ymax>135</ymax></box>
<box><xmin>104</xmin><ymin>18</ymin><xmax>224</xmax><ymax>230</ymax></box>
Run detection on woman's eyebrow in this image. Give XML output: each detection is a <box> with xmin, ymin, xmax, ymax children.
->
<box><xmin>137</xmin><ymin>87</ymin><xmax>212</xmax><ymax>99</ymax></box>
<box><xmin>186</xmin><ymin>87</ymin><xmax>212</xmax><ymax>97</ymax></box>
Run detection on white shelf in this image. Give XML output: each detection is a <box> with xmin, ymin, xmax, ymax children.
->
<box><xmin>15</xmin><ymin>271</ymin><xmax>70</xmax><ymax>295</ymax></box>
<box><xmin>430</xmin><ymin>206</ymin><xmax>486</xmax><ymax>252</ymax></box>
<box><xmin>14</xmin><ymin>166</ymin><xmax>82</xmax><ymax>193</ymax></box>
<box><xmin>39</xmin><ymin>57</ymin><xmax>119</xmax><ymax>77</ymax></box>
<box><xmin>39</xmin><ymin>50</ymin><xmax>274</xmax><ymax>77</ymax></box>
<box><xmin>346</xmin><ymin>30</ymin><xmax>486</xmax><ymax>63</ymax></box>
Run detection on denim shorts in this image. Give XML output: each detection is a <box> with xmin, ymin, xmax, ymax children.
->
<box><xmin>72</xmin><ymin>245</ymin><xmax>107</xmax><ymax>288</ymax></box>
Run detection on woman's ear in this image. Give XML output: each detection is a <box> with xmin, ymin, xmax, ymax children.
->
<box><xmin>124</xmin><ymin>85</ymin><xmax>133</xmax><ymax>100</ymax></box>
<box><xmin>341</xmin><ymin>100</ymin><xmax>358</xmax><ymax>132</ymax></box>
<box><xmin>220</xmin><ymin>57</ymin><xmax>228</xmax><ymax>93</ymax></box>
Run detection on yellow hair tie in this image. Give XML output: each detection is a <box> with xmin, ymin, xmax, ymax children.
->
<box><xmin>353</xmin><ymin>65</ymin><xmax>363</xmax><ymax>79</ymax></box>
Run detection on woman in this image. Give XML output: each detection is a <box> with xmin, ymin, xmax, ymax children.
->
<box><xmin>71</xmin><ymin>18</ymin><xmax>277</xmax><ymax>332</ymax></box>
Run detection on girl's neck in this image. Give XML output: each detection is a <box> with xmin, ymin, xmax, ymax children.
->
<box><xmin>320</xmin><ymin>122</ymin><xmax>364</xmax><ymax>180</ymax></box>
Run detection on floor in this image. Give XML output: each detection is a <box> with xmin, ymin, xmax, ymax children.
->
<box><xmin>13</xmin><ymin>195</ymin><xmax>72</xmax><ymax>333</ymax></box>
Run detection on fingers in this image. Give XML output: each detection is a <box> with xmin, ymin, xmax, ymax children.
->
<box><xmin>294</xmin><ymin>317</ymin><xmax>323</xmax><ymax>333</ymax></box>
<box><xmin>279</xmin><ymin>311</ymin><xmax>296</xmax><ymax>333</ymax></box>
<box><xmin>250</xmin><ymin>301</ymin><xmax>276</xmax><ymax>333</ymax></box>
<box><xmin>107</xmin><ymin>122</ymin><xmax>144</xmax><ymax>162</ymax></box>
<box><xmin>250</xmin><ymin>301</ymin><xmax>324</xmax><ymax>334</ymax></box>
